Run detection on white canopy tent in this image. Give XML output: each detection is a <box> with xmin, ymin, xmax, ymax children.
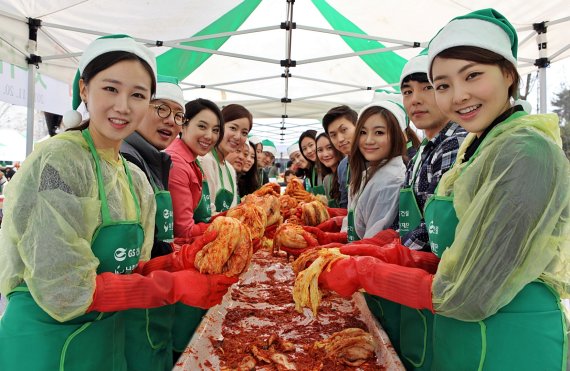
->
<box><xmin>0</xmin><ymin>0</ymin><xmax>568</xmax><ymax>155</ymax></box>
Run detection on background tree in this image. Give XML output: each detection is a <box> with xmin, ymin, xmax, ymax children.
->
<box><xmin>551</xmin><ymin>85</ymin><xmax>570</xmax><ymax>159</ymax></box>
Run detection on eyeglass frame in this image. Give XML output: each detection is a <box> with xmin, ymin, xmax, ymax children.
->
<box><xmin>151</xmin><ymin>103</ymin><xmax>186</xmax><ymax>126</ymax></box>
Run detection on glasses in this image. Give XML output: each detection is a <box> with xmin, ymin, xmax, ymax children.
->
<box><xmin>152</xmin><ymin>104</ymin><xmax>186</xmax><ymax>126</ymax></box>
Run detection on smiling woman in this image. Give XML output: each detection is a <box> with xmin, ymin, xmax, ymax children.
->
<box><xmin>197</xmin><ymin>104</ymin><xmax>252</xmax><ymax>214</ymax></box>
<box><xmin>347</xmin><ymin>100</ymin><xmax>407</xmax><ymax>242</ymax></box>
<box><xmin>0</xmin><ymin>36</ymin><xmax>239</xmax><ymax>371</ymax></box>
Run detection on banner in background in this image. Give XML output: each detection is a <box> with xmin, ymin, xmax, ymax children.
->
<box><xmin>0</xmin><ymin>60</ymin><xmax>71</xmax><ymax>115</ymax></box>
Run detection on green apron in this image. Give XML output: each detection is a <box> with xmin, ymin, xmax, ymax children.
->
<box><xmin>0</xmin><ymin>130</ymin><xmax>145</xmax><ymax>371</ymax></box>
<box><xmin>397</xmin><ymin>140</ymin><xmax>434</xmax><ymax>371</ymax></box>
<box><xmin>192</xmin><ymin>159</ymin><xmax>212</xmax><ymax>223</ymax></box>
<box><xmin>152</xmin><ymin>181</ymin><xmax>174</xmax><ymax>243</ymax></box>
<box><xmin>347</xmin><ymin>208</ymin><xmax>359</xmax><ymax>243</ymax></box>
<box><xmin>326</xmin><ymin>175</ymin><xmax>339</xmax><ymax>208</ymax></box>
<box><xmin>123</xmin><ymin>178</ymin><xmax>175</xmax><ymax>371</ymax></box>
<box><xmin>171</xmin><ymin>159</ymin><xmax>209</xmax><ymax>353</ymax></box>
<box><xmin>308</xmin><ymin>167</ymin><xmax>325</xmax><ymax>195</ymax></box>
<box><xmin>424</xmin><ymin>112</ymin><xmax>567</xmax><ymax>370</ymax></box>
<box><xmin>347</xmin><ymin>187</ymin><xmax>402</xmax><ymax>356</ymax></box>
<box><xmin>212</xmin><ymin>149</ymin><xmax>235</xmax><ymax>212</ymax></box>
<box><xmin>398</xmin><ymin>139</ymin><xmax>426</xmax><ymax>239</ymax></box>
<box><xmin>346</xmin><ymin>167</ymin><xmax>359</xmax><ymax>243</ymax></box>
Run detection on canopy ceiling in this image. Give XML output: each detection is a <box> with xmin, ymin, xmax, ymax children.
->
<box><xmin>0</xmin><ymin>0</ymin><xmax>568</xmax><ymax>147</ymax></box>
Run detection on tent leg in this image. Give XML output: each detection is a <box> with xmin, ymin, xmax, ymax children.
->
<box><xmin>534</xmin><ymin>21</ymin><xmax>549</xmax><ymax>114</ymax></box>
<box><xmin>538</xmin><ymin>66</ymin><xmax>547</xmax><ymax>114</ymax></box>
<box><xmin>26</xmin><ymin>66</ymin><xmax>35</xmax><ymax>157</ymax></box>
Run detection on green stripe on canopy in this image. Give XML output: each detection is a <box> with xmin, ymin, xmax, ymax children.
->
<box><xmin>312</xmin><ymin>0</ymin><xmax>407</xmax><ymax>91</ymax></box>
<box><xmin>157</xmin><ymin>0</ymin><xmax>262</xmax><ymax>80</ymax></box>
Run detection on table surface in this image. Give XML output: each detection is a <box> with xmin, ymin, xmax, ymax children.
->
<box><xmin>174</xmin><ymin>248</ymin><xmax>404</xmax><ymax>370</ymax></box>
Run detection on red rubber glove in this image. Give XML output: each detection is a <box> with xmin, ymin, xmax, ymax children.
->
<box><xmin>303</xmin><ymin>226</ymin><xmax>347</xmax><ymax>245</ymax></box>
<box><xmin>340</xmin><ymin>242</ymin><xmax>440</xmax><ymax>274</ymax></box>
<box><xmin>173</xmin><ymin>237</ymin><xmax>192</xmax><ymax>245</ymax></box>
<box><xmin>319</xmin><ymin>256</ymin><xmax>434</xmax><ymax>312</ymax></box>
<box><xmin>190</xmin><ymin>222</ymin><xmax>210</xmax><ymax>237</ymax></box>
<box><xmin>134</xmin><ymin>230</ymin><xmax>217</xmax><ymax>275</ymax></box>
<box><xmin>87</xmin><ymin>269</ymin><xmax>238</xmax><ymax>312</ymax></box>
<box><xmin>350</xmin><ymin>229</ymin><xmax>400</xmax><ymax>247</ymax></box>
<box><xmin>326</xmin><ymin>207</ymin><xmax>347</xmax><ymax>218</ymax></box>
<box><xmin>315</xmin><ymin>216</ymin><xmax>344</xmax><ymax>232</ymax></box>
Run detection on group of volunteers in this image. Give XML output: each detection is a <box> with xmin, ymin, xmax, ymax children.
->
<box><xmin>284</xmin><ymin>8</ymin><xmax>569</xmax><ymax>371</ymax></box>
<box><xmin>0</xmin><ymin>7</ymin><xmax>568</xmax><ymax>371</ymax></box>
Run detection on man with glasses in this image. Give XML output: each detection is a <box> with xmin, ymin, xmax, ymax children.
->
<box><xmin>121</xmin><ymin>74</ymin><xmax>184</xmax><ymax>255</ymax></box>
<box><xmin>119</xmin><ymin>75</ymin><xmax>186</xmax><ymax>370</ymax></box>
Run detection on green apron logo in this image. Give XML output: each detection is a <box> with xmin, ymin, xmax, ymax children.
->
<box><xmin>428</xmin><ymin>220</ymin><xmax>439</xmax><ymax>235</ymax></box>
<box><xmin>114</xmin><ymin>247</ymin><xmax>127</xmax><ymax>262</ymax></box>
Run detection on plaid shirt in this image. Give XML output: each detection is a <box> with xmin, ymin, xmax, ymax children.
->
<box><xmin>401</xmin><ymin>122</ymin><xmax>467</xmax><ymax>251</ymax></box>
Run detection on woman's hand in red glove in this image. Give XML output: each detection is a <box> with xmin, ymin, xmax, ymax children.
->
<box><xmin>315</xmin><ymin>216</ymin><xmax>344</xmax><ymax>232</ymax></box>
<box><xmin>326</xmin><ymin>207</ymin><xmax>348</xmax><ymax>218</ymax></box>
<box><xmin>319</xmin><ymin>256</ymin><xmax>434</xmax><ymax>311</ymax></box>
<box><xmin>175</xmin><ymin>230</ymin><xmax>218</xmax><ymax>270</ymax></box>
<box><xmin>88</xmin><ymin>268</ymin><xmax>238</xmax><ymax>312</ymax></box>
<box><xmin>136</xmin><ymin>230</ymin><xmax>218</xmax><ymax>275</ymax></box>
<box><xmin>341</xmin><ymin>239</ymin><xmax>440</xmax><ymax>273</ymax></box>
<box><xmin>318</xmin><ymin>257</ymin><xmax>360</xmax><ymax>297</ymax></box>
<box><xmin>183</xmin><ymin>270</ymin><xmax>238</xmax><ymax>308</ymax></box>
<box><xmin>350</xmin><ymin>229</ymin><xmax>399</xmax><ymax>247</ymax></box>
<box><xmin>303</xmin><ymin>226</ymin><xmax>347</xmax><ymax>244</ymax></box>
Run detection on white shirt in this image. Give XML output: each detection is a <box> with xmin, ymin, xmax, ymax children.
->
<box><xmin>352</xmin><ymin>156</ymin><xmax>405</xmax><ymax>239</ymax></box>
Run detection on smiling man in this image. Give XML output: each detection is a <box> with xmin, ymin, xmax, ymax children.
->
<box><xmin>398</xmin><ymin>51</ymin><xmax>467</xmax><ymax>252</ymax></box>
<box><xmin>322</xmin><ymin>105</ymin><xmax>357</xmax><ymax>209</ymax></box>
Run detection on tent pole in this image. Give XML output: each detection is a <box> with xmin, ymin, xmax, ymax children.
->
<box><xmin>533</xmin><ymin>21</ymin><xmax>549</xmax><ymax>114</ymax></box>
<box><xmin>297</xmin><ymin>24</ymin><xmax>421</xmax><ymax>47</ymax></box>
<box><xmin>25</xmin><ymin>66</ymin><xmax>36</xmax><ymax>157</ymax></box>
<box><xmin>25</xmin><ymin>18</ymin><xmax>42</xmax><ymax>158</ymax></box>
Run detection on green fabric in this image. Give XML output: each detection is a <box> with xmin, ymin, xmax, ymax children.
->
<box><xmin>312</xmin><ymin>0</ymin><xmax>407</xmax><ymax>90</ymax></box>
<box><xmin>0</xmin><ymin>290</ymin><xmax>125</xmax><ymax>371</ymax></box>
<box><xmin>346</xmin><ymin>208</ymin><xmax>359</xmax><ymax>242</ymax></box>
<box><xmin>432</xmin><ymin>281</ymin><xmax>566</xmax><ymax>371</ymax></box>
<box><xmin>156</xmin><ymin>0</ymin><xmax>262</xmax><ymax>80</ymax></box>
<box><xmin>364</xmin><ymin>293</ymin><xmax>401</xmax><ymax>355</ymax></box>
<box><xmin>82</xmin><ymin>130</ymin><xmax>145</xmax><ymax>274</ymax></box>
<box><xmin>172</xmin><ymin>304</ymin><xmax>207</xmax><ymax>352</ymax></box>
<box><xmin>423</xmin><ymin>195</ymin><xmax>457</xmax><ymax>259</ymax></box>
<box><xmin>157</xmin><ymin>74</ymin><xmax>179</xmax><ymax>84</ymax></box>
<box><xmin>153</xmin><ymin>190</ymin><xmax>174</xmax><ymax>242</ymax></box>
<box><xmin>91</xmin><ymin>223</ymin><xmax>145</xmax><ymax>274</ymax></box>
<box><xmin>123</xmin><ymin>306</ymin><xmax>176</xmax><ymax>371</ymax></box>
<box><xmin>309</xmin><ymin>184</ymin><xmax>325</xmax><ymax>196</ymax></box>
<box><xmin>398</xmin><ymin>187</ymin><xmax>422</xmax><ymax>238</ymax></box>
<box><xmin>193</xmin><ymin>159</ymin><xmax>212</xmax><ymax>223</ymax></box>
<box><xmin>212</xmin><ymin>149</ymin><xmax>235</xmax><ymax>212</ymax></box>
<box><xmin>431</xmin><ymin>113</ymin><xmax>570</xmax><ymax>321</ymax></box>
<box><xmin>399</xmin><ymin>306</ymin><xmax>434</xmax><ymax>370</ymax></box>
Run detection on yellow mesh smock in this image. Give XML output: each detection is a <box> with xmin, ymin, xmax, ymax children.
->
<box><xmin>431</xmin><ymin>113</ymin><xmax>570</xmax><ymax>321</ymax></box>
<box><xmin>0</xmin><ymin>130</ymin><xmax>155</xmax><ymax>322</ymax></box>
